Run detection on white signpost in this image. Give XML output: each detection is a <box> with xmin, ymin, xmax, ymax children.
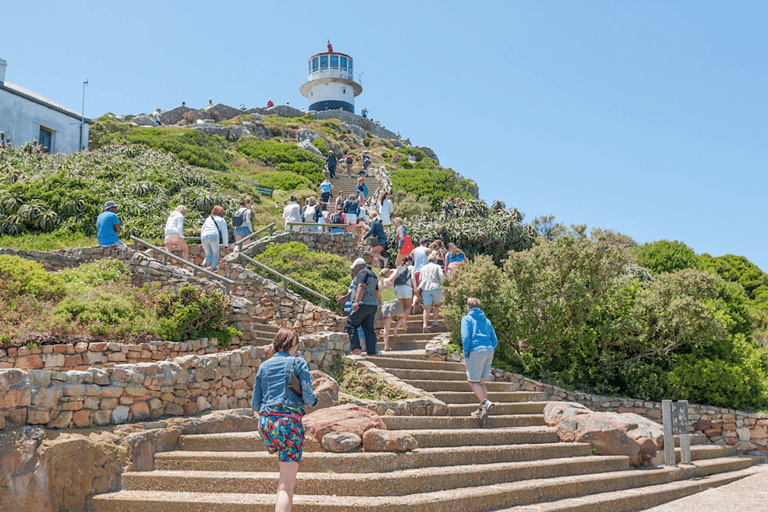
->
<box><xmin>662</xmin><ymin>399</ymin><xmax>692</xmax><ymax>466</ymax></box>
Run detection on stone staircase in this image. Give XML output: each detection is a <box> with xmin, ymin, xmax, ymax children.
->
<box><xmin>88</xmin><ymin>317</ymin><xmax>755</xmax><ymax>512</ymax></box>
<box><xmin>327</xmin><ymin>174</ymin><xmax>379</xmax><ymax>203</ymax></box>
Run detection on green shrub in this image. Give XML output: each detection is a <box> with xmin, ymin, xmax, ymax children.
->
<box><xmin>331</xmin><ymin>356</ymin><xmax>417</xmax><ymax>401</ymax></box>
<box><xmin>0</xmin><ymin>231</ymin><xmax>93</xmax><ymax>251</ymax></box>
<box><xmin>58</xmin><ymin>259</ymin><xmax>128</xmax><ymax>291</ymax></box>
<box><xmin>0</xmin><ymin>255</ymin><xmax>66</xmax><ymax>301</ymax></box>
<box><xmin>390</xmin><ymin>168</ymin><xmax>475</xmax><ymax>210</ymax></box>
<box><xmin>253</xmin><ymin>171</ymin><xmax>311</xmax><ymax>192</ymax></box>
<box><xmin>312</xmin><ymin>138</ymin><xmax>329</xmax><ymax>155</ymax></box>
<box><xmin>633</xmin><ymin>240</ymin><xmax>700</xmax><ymax>275</ymax></box>
<box><xmin>253</xmin><ymin>242</ymin><xmax>350</xmax><ymax>310</ymax></box>
<box><xmin>236</xmin><ymin>139</ymin><xmax>324</xmax><ymax>185</ymax></box>
<box><xmin>156</xmin><ymin>283</ymin><xmax>232</xmax><ymax>341</ymax></box>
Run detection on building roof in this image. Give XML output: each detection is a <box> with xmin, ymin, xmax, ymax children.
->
<box><xmin>0</xmin><ymin>80</ymin><xmax>93</xmax><ymax>124</ymax></box>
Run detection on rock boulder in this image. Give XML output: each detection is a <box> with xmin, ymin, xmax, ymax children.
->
<box><xmin>306</xmin><ymin>370</ymin><xmax>339</xmax><ymax>413</ymax></box>
<box><xmin>544</xmin><ymin>402</ymin><xmax>662</xmax><ymax>467</ymax></box>
<box><xmin>321</xmin><ymin>432</ymin><xmax>361</xmax><ymax>453</ymax></box>
<box><xmin>299</xmin><ymin>139</ymin><xmax>323</xmax><ymax>157</ymax></box>
<box><xmin>302</xmin><ymin>404</ymin><xmax>385</xmax><ymax>445</ymax></box>
<box><xmin>362</xmin><ymin>429</ymin><xmax>418</xmax><ymax>452</ymax></box>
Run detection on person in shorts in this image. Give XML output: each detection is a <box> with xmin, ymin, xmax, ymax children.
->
<box><xmin>416</xmin><ymin>252</ymin><xmax>444</xmax><ymax>333</ymax></box>
<box><xmin>233</xmin><ymin>198</ymin><xmax>253</xmax><ymax>242</ymax></box>
<box><xmin>461</xmin><ymin>297</ymin><xmax>498</xmax><ymax>419</ymax></box>
<box><xmin>164</xmin><ymin>205</ymin><xmax>189</xmax><ymax>260</ymax></box>
<box><xmin>252</xmin><ymin>327</ymin><xmax>318</xmax><ymax>512</ymax></box>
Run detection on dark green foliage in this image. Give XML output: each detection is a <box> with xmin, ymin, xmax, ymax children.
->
<box><xmin>699</xmin><ymin>253</ymin><xmax>768</xmax><ymax>300</ymax></box>
<box><xmin>442</xmin><ymin>235</ymin><xmax>768</xmax><ymax>410</ymax></box>
<box><xmin>253</xmin><ymin>171</ymin><xmax>311</xmax><ymax>192</ymax></box>
<box><xmin>236</xmin><ymin>139</ymin><xmax>324</xmax><ymax>185</ymax></box>
<box><xmin>0</xmin><ymin>255</ymin><xmax>66</xmax><ymax>301</ymax></box>
<box><xmin>312</xmin><ymin>138</ymin><xmax>329</xmax><ymax>155</ymax></box>
<box><xmin>253</xmin><ymin>242</ymin><xmax>350</xmax><ymax>310</ymax></box>
<box><xmin>390</xmin><ymin>168</ymin><xmax>474</xmax><ymax>210</ymax></box>
<box><xmin>156</xmin><ymin>283</ymin><xmax>231</xmax><ymax>341</ymax></box>
<box><xmin>633</xmin><ymin>240</ymin><xmax>700</xmax><ymax>275</ymax></box>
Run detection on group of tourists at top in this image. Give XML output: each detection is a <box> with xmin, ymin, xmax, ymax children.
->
<box><xmin>324</xmin><ymin>150</ymin><xmax>371</xmax><ymax>179</ymax></box>
<box><xmin>96</xmin><ymin>197</ymin><xmax>257</xmax><ymax>274</ymax></box>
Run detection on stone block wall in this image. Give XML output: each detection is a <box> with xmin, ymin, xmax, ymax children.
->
<box><xmin>0</xmin><ymin>332</ymin><xmax>347</xmax><ymax>429</ymax></box>
<box><xmin>237</xmin><ymin>230</ymin><xmax>359</xmax><ymax>261</ymax></box>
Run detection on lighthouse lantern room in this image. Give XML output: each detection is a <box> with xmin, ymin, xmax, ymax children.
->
<box><xmin>300</xmin><ymin>41</ymin><xmax>362</xmax><ymax>114</ymax></box>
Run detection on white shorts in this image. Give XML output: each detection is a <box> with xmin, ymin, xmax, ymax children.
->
<box><xmin>466</xmin><ymin>347</ymin><xmax>494</xmax><ymax>382</ymax></box>
<box><xmin>394</xmin><ymin>285</ymin><xmax>413</xmax><ymax>300</ymax></box>
<box><xmin>344</xmin><ymin>214</ymin><xmax>357</xmax><ymax>225</ymax></box>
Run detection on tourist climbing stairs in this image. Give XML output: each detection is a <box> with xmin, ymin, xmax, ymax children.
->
<box><xmin>328</xmin><ymin>174</ymin><xmax>379</xmax><ymax>204</ymax></box>
<box><xmin>88</xmin><ymin>327</ymin><xmax>753</xmax><ymax>512</ymax></box>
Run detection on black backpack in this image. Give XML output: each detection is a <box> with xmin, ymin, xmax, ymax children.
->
<box><xmin>394</xmin><ymin>266</ymin><xmax>411</xmax><ymax>286</ymax></box>
<box><xmin>330</xmin><ymin>212</ymin><xmax>342</xmax><ymax>225</ymax></box>
<box><xmin>232</xmin><ymin>208</ymin><xmax>245</xmax><ymax>227</ymax></box>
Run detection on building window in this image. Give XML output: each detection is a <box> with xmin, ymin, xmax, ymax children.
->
<box><xmin>340</xmin><ymin>56</ymin><xmax>347</xmax><ymax>70</ymax></box>
<box><xmin>308</xmin><ymin>61</ymin><xmax>312</xmax><ymax>74</ymax></box>
<box><xmin>348</xmin><ymin>59</ymin><xmax>353</xmax><ymax>75</ymax></box>
<box><xmin>343</xmin><ymin>88</ymin><xmax>346</xmax><ymax>94</ymax></box>
<box><xmin>330</xmin><ymin>55</ymin><xmax>338</xmax><ymax>69</ymax></box>
<box><xmin>39</xmin><ymin>127</ymin><xmax>53</xmax><ymax>153</ymax></box>
<box><xmin>312</xmin><ymin>57</ymin><xmax>319</xmax><ymax>72</ymax></box>
<box><xmin>320</xmin><ymin>55</ymin><xmax>328</xmax><ymax>70</ymax></box>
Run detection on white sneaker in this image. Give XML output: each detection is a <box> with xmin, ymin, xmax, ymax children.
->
<box><xmin>481</xmin><ymin>400</ymin><xmax>495</xmax><ymax>419</ymax></box>
<box><xmin>470</xmin><ymin>408</ymin><xmax>483</xmax><ymax>418</ymax></box>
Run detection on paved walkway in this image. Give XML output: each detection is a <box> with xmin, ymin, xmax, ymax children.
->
<box><xmin>645</xmin><ymin>460</ymin><xmax>768</xmax><ymax>511</ymax></box>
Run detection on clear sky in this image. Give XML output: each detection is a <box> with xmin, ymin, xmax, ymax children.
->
<box><xmin>3</xmin><ymin>1</ymin><xmax>767</xmax><ymax>270</ymax></box>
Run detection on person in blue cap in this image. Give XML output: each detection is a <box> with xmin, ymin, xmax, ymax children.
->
<box><xmin>96</xmin><ymin>201</ymin><xmax>125</xmax><ymax>246</ymax></box>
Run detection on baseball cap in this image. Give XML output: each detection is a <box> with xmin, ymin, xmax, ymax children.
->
<box><xmin>104</xmin><ymin>201</ymin><xmax>119</xmax><ymax>210</ymax></box>
<box><xmin>350</xmin><ymin>258</ymin><xmax>367</xmax><ymax>268</ymax></box>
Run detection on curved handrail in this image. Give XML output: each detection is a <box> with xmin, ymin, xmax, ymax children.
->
<box><xmin>238</xmin><ymin>252</ymin><xmax>329</xmax><ymax>309</ymax></box>
<box><xmin>130</xmin><ymin>236</ymin><xmax>236</xmax><ymax>295</ymax></box>
<box><xmin>237</xmin><ymin>222</ymin><xmax>277</xmax><ymax>254</ymax></box>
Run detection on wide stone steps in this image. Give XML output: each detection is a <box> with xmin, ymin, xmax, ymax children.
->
<box><xmin>88</xmin><ymin>457</ymin><xmax>753</xmax><ymax>512</ymax></box>
<box><xmin>382</xmin><ymin>414</ymin><xmax>547</xmax><ymax>430</ymax></box>
<box><xmin>651</xmin><ymin>444</ymin><xmax>737</xmax><ymax>465</ymax></box>
<box><xmin>405</xmin><ymin>379</ymin><xmax>515</xmax><ymax>392</ymax></box>
<box><xmin>447</xmin><ymin>402</ymin><xmax>549</xmax><ymax>416</ymax></box>
<box><xmin>366</xmin><ymin>356</ymin><xmax>465</xmax><ymax>371</ymax></box>
<box><xmin>155</xmin><ymin>442</ymin><xmax>589</xmax><ymax>473</ymax></box>
<box><xmin>492</xmin><ymin>467</ymin><xmax>755</xmax><ymax>512</ymax></box>
<box><xmin>432</xmin><ymin>391</ymin><xmax>548</xmax><ymax>404</ymax></box>
<box><xmin>122</xmin><ymin>455</ymin><xmax>629</xmax><ymax>497</ymax></box>
<box><xmin>391</xmin><ymin>426</ymin><xmax>558</xmax><ymax>448</ymax></box>
<box><xmin>384</xmin><ymin>368</ymin><xmax>468</xmax><ymax>381</ymax></box>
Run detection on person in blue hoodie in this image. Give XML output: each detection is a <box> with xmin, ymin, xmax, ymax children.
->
<box><xmin>461</xmin><ymin>297</ymin><xmax>498</xmax><ymax>419</ymax></box>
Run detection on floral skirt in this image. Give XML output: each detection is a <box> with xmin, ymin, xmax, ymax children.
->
<box><xmin>258</xmin><ymin>404</ymin><xmax>305</xmax><ymax>463</ymax></box>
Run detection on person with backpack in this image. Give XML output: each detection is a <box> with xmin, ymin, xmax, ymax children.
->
<box><xmin>343</xmin><ymin>194</ymin><xmax>360</xmax><ymax>227</ymax></box>
<box><xmin>302</xmin><ymin>197</ymin><xmax>319</xmax><ymax>231</ymax></box>
<box><xmin>344</xmin><ymin>153</ymin><xmax>354</xmax><ymax>178</ymax></box>
<box><xmin>200</xmin><ymin>205</ymin><xmax>229</xmax><ymax>272</ymax></box>
<box><xmin>325</xmin><ymin>151</ymin><xmax>337</xmax><ymax>179</ymax></box>
<box><xmin>232</xmin><ymin>198</ymin><xmax>253</xmax><ymax>243</ymax></box>
<box><xmin>361</xmin><ymin>152</ymin><xmax>371</xmax><ymax>175</ymax></box>
<box><xmin>391</xmin><ymin>254</ymin><xmax>417</xmax><ymax>337</ymax></box>
<box><xmin>363</xmin><ymin>213</ymin><xmax>387</xmax><ymax>268</ymax></box>
<box><xmin>319</xmin><ymin>178</ymin><xmax>333</xmax><ymax>204</ymax></box>
<box><xmin>346</xmin><ymin>258</ymin><xmax>381</xmax><ymax>356</ymax></box>
<box><xmin>394</xmin><ymin>218</ymin><xmax>414</xmax><ymax>267</ymax></box>
<box><xmin>377</xmin><ymin>268</ymin><xmax>406</xmax><ymax>351</ymax></box>
<box><xmin>282</xmin><ymin>196</ymin><xmax>301</xmax><ymax>231</ymax></box>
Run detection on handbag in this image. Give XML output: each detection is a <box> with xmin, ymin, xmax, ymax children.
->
<box><xmin>287</xmin><ymin>357</ymin><xmax>303</xmax><ymax>397</ymax></box>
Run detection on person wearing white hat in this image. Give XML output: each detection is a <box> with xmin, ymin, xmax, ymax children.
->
<box><xmin>345</xmin><ymin>257</ymin><xmax>380</xmax><ymax>355</ymax></box>
<box><xmin>96</xmin><ymin>201</ymin><xmax>125</xmax><ymax>246</ymax></box>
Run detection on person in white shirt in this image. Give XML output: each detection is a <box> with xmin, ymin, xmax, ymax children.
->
<box><xmin>378</xmin><ymin>191</ymin><xmax>393</xmax><ymax>227</ymax></box>
<box><xmin>302</xmin><ymin>197</ymin><xmax>319</xmax><ymax>232</ymax></box>
<box><xmin>283</xmin><ymin>196</ymin><xmax>301</xmax><ymax>231</ymax></box>
<box><xmin>164</xmin><ymin>205</ymin><xmax>189</xmax><ymax>261</ymax></box>
<box><xmin>417</xmin><ymin>252</ymin><xmax>445</xmax><ymax>333</ymax></box>
<box><xmin>411</xmin><ymin>238</ymin><xmax>431</xmax><ymax>287</ymax></box>
<box><xmin>200</xmin><ymin>205</ymin><xmax>229</xmax><ymax>271</ymax></box>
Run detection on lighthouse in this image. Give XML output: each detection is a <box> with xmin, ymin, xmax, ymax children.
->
<box><xmin>300</xmin><ymin>41</ymin><xmax>362</xmax><ymax>114</ymax></box>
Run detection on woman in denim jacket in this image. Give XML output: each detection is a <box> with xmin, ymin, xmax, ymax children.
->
<box><xmin>252</xmin><ymin>327</ymin><xmax>318</xmax><ymax>512</ymax></box>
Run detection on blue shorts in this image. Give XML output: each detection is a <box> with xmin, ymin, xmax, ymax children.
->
<box><xmin>466</xmin><ymin>347</ymin><xmax>494</xmax><ymax>382</ymax></box>
<box><xmin>234</xmin><ymin>226</ymin><xmax>252</xmax><ymax>238</ymax></box>
<box><xmin>421</xmin><ymin>289</ymin><xmax>442</xmax><ymax>306</ymax></box>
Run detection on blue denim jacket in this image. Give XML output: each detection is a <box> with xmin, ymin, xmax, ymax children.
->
<box><xmin>251</xmin><ymin>352</ymin><xmax>318</xmax><ymax>412</ymax></box>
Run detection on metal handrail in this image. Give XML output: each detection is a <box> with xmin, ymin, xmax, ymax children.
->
<box><xmin>285</xmin><ymin>222</ymin><xmax>350</xmax><ymax>233</ymax></box>
<box><xmin>238</xmin><ymin>252</ymin><xmax>329</xmax><ymax>309</ymax></box>
<box><xmin>131</xmin><ymin>236</ymin><xmax>236</xmax><ymax>295</ymax></box>
<box><xmin>237</xmin><ymin>222</ymin><xmax>277</xmax><ymax>254</ymax></box>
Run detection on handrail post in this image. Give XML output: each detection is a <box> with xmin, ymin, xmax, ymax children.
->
<box><xmin>283</xmin><ymin>278</ymin><xmax>288</xmax><ymax>290</ymax></box>
<box><xmin>225</xmin><ymin>282</ymin><xmax>230</xmax><ymax>295</ymax></box>
<box><xmin>133</xmin><ymin>240</ymin><xmax>138</xmax><ymax>250</ymax></box>
<box><xmin>163</xmin><ymin>253</ymin><xmax>168</xmax><ymax>266</ymax></box>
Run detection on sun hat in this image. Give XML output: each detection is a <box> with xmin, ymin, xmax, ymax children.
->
<box><xmin>350</xmin><ymin>258</ymin><xmax>367</xmax><ymax>268</ymax></box>
<box><xmin>104</xmin><ymin>201</ymin><xmax>119</xmax><ymax>210</ymax></box>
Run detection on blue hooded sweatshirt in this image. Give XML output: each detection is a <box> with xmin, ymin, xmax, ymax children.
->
<box><xmin>461</xmin><ymin>307</ymin><xmax>498</xmax><ymax>358</ymax></box>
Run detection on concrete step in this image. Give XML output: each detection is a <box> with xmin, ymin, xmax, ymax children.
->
<box><xmin>385</xmin><ymin>368</ymin><xmax>468</xmax><ymax>381</ymax></box>
<box><xmin>447</xmin><ymin>402</ymin><xmax>550</xmax><ymax>416</ymax></box>
<box><xmin>651</xmin><ymin>444</ymin><xmax>737</xmax><ymax>465</ymax></box>
<box><xmin>406</xmin><ymin>379</ymin><xmax>516</xmax><ymax>392</ymax></box>
<box><xmin>373</xmin><ymin>349</ymin><xmax>428</xmax><ymax>359</ymax></box>
<box><xmin>393</xmin><ymin>426</ymin><xmax>559</xmax><ymax>448</ymax></box>
<box><xmin>365</xmin><ymin>356</ymin><xmax>465</xmax><ymax>371</ymax></box>
<box><xmin>124</xmin><ymin>455</ymin><xmax>628</xmax><ymax>497</ymax></box>
<box><xmin>382</xmin><ymin>414</ymin><xmax>547</xmax><ymax>430</ymax></box>
<box><xmin>432</xmin><ymin>391</ymin><xmax>548</xmax><ymax>404</ymax></box>
<box><xmin>157</xmin><ymin>442</ymin><xmax>590</xmax><ymax>473</ymax></box>
<box><xmin>88</xmin><ymin>457</ymin><xmax>754</xmax><ymax>512</ymax></box>
<box><xmin>672</xmin><ymin>432</ymin><xmax>709</xmax><ymax>446</ymax></box>
<box><xmin>493</xmin><ymin>467</ymin><xmax>755</xmax><ymax>512</ymax></box>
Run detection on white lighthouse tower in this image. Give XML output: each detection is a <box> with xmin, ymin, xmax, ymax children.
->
<box><xmin>300</xmin><ymin>41</ymin><xmax>362</xmax><ymax>114</ymax></box>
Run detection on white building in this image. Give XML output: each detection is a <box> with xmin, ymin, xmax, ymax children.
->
<box><xmin>300</xmin><ymin>42</ymin><xmax>362</xmax><ymax>114</ymax></box>
<box><xmin>0</xmin><ymin>58</ymin><xmax>92</xmax><ymax>153</ymax></box>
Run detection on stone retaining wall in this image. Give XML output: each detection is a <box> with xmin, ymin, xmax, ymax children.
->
<box><xmin>238</xmin><ymin>230</ymin><xmax>359</xmax><ymax>261</ymax></box>
<box><xmin>0</xmin><ymin>332</ymin><xmax>347</xmax><ymax>429</ymax></box>
<box><xmin>426</xmin><ymin>335</ymin><xmax>768</xmax><ymax>455</ymax></box>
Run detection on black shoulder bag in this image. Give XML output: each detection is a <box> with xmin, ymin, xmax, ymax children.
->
<box><xmin>287</xmin><ymin>357</ymin><xmax>303</xmax><ymax>397</ymax></box>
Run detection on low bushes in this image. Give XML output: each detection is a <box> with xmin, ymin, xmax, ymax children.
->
<box><xmin>236</xmin><ymin>139</ymin><xmax>324</xmax><ymax>185</ymax></box>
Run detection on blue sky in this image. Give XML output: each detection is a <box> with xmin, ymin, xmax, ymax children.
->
<box><xmin>3</xmin><ymin>1</ymin><xmax>767</xmax><ymax>270</ymax></box>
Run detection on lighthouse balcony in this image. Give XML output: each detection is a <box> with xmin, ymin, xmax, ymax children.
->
<box><xmin>308</xmin><ymin>69</ymin><xmax>355</xmax><ymax>82</ymax></box>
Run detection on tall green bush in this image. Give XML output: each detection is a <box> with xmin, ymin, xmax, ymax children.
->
<box><xmin>0</xmin><ymin>255</ymin><xmax>66</xmax><ymax>301</ymax></box>
<box><xmin>633</xmin><ymin>240</ymin><xmax>700</xmax><ymax>275</ymax></box>
<box><xmin>156</xmin><ymin>283</ymin><xmax>231</xmax><ymax>341</ymax></box>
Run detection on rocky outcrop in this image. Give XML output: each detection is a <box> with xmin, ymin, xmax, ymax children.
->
<box><xmin>321</xmin><ymin>431</ymin><xmax>361</xmax><ymax>453</ymax></box>
<box><xmin>362</xmin><ymin>428</ymin><xmax>418</xmax><ymax>452</ymax></box>
<box><xmin>306</xmin><ymin>370</ymin><xmax>339</xmax><ymax>413</ymax></box>
<box><xmin>415</xmin><ymin>145</ymin><xmax>439</xmax><ymax>164</ymax></box>
<box><xmin>299</xmin><ymin>139</ymin><xmax>323</xmax><ymax>157</ymax></box>
<box><xmin>132</xmin><ymin>115</ymin><xmax>157</xmax><ymax>127</ymax></box>
<box><xmin>303</xmin><ymin>404</ymin><xmax>385</xmax><ymax>449</ymax></box>
<box><xmin>544</xmin><ymin>402</ymin><xmax>662</xmax><ymax>467</ymax></box>
<box><xmin>208</xmin><ymin>103</ymin><xmax>244</xmax><ymax>122</ymax></box>
<box><xmin>0</xmin><ymin>409</ymin><xmax>256</xmax><ymax>512</ymax></box>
